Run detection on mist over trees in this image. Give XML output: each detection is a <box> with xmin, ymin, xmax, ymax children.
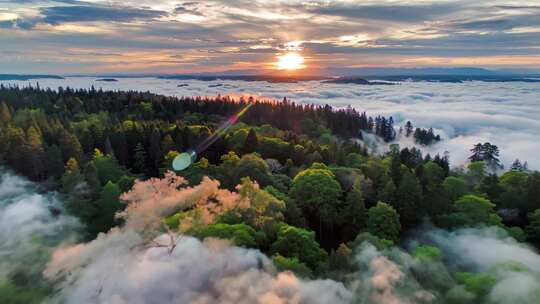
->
<box><xmin>0</xmin><ymin>86</ymin><xmax>539</xmax><ymax>303</ymax></box>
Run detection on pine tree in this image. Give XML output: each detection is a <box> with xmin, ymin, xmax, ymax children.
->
<box><xmin>0</xmin><ymin>101</ymin><xmax>11</xmax><ymax>124</ymax></box>
<box><xmin>404</xmin><ymin>121</ymin><xmax>414</xmax><ymax>137</ymax></box>
<box><xmin>133</xmin><ymin>143</ymin><xmax>147</xmax><ymax>174</ymax></box>
<box><xmin>61</xmin><ymin>157</ymin><xmax>82</xmax><ymax>193</ymax></box>
<box><xmin>60</xmin><ymin>130</ymin><xmax>83</xmax><ymax>162</ymax></box>
<box><xmin>242</xmin><ymin>128</ymin><xmax>258</xmax><ymax>154</ymax></box>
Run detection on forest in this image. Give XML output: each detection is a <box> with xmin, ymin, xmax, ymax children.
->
<box><xmin>1</xmin><ymin>85</ymin><xmax>540</xmax><ymax>303</ymax></box>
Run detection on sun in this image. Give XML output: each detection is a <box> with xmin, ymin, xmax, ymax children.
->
<box><xmin>275</xmin><ymin>52</ymin><xmax>305</xmax><ymax>70</ymax></box>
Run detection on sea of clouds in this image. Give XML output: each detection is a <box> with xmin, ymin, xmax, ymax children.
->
<box><xmin>1</xmin><ymin>77</ymin><xmax>539</xmax><ymax>169</ymax></box>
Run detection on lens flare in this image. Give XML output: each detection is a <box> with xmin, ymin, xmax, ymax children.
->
<box><xmin>173</xmin><ymin>103</ymin><xmax>253</xmax><ymax>171</ymax></box>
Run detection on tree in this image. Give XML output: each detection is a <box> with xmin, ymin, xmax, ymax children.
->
<box><xmin>442</xmin><ymin>176</ymin><xmax>468</xmax><ymax>202</ymax></box>
<box><xmin>242</xmin><ymin>128</ymin><xmax>258</xmax><ymax>154</ymax></box>
<box><xmin>0</xmin><ymin>101</ymin><xmax>11</xmax><ymax>124</ymax></box>
<box><xmin>194</xmin><ymin>223</ymin><xmax>259</xmax><ymax>248</ymax></box>
<box><xmin>161</xmin><ymin>134</ymin><xmax>175</xmax><ymax>156</ymax></box>
<box><xmin>26</xmin><ymin>126</ymin><xmax>44</xmax><ymax>179</ymax></box>
<box><xmin>526</xmin><ymin>209</ymin><xmax>540</xmax><ymax>248</ymax></box>
<box><xmin>91</xmin><ymin>149</ymin><xmax>125</xmax><ymax>185</ymax></box>
<box><xmin>466</xmin><ymin>161</ymin><xmax>487</xmax><ymax>189</ymax></box>
<box><xmin>234</xmin><ymin>153</ymin><xmax>273</xmax><ymax>186</ymax></box>
<box><xmin>270</xmin><ymin>225</ymin><xmax>328</xmax><ymax>271</ymax></box>
<box><xmin>404</xmin><ymin>121</ymin><xmax>414</xmax><ymax>137</ymax></box>
<box><xmin>133</xmin><ymin>143</ymin><xmax>147</xmax><ymax>174</ymax></box>
<box><xmin>395</xmin><ymin>170</ymin><xmax>422</xmax><ymax>228</ymax></box>
<box><xmin>367</xmin><ymin>202</ymin><xmax>401</xmax><ymax>243</ymax></box>
<box><xmin>272</xmin><ymin>254</ymin><xmax>312</xmax><ymax>278</ymax></box>
<box><xmin>61</xmin><ymin>158</ymin><xmax>82</xmax><ymax>193</ymax></box>
<box><xmin>59</xmin><ymin>130</ymin><xmax>83</xmax><ymax>163</ymax></box>
<box><xmin>341</xmin><ymin>186</ymin><xmax>367</xmax><ymax>240</ymax></box>
<box><xmin>329</xmin><ymin>243</ymin><xmax>353</xmax><ymax>272</ymax></box>
<box><xmin>289</xmin><ymin>168</ymin><xmax>342</xmax><ymax>237</ymax></box>
<box><xmin>44</xmin><ymin>145</ymin><xmax>64</xmax><ymax>178</ymax></box>
<box><xmin>442</xmin><ymin>195</ymin><xmax>502</xmax><ymax>228</ymax></box>
<box><xmin>378</xmin><ymin>179</ymin><xmax>397</xmax><ymax>206</ymax></box>
<box><xmin>511</xmin><ymin>159</ymin><xmax>528</xmax><ymax>171</ymax></box>
<box><xmin>469</xmin><ymin>142</ymin><xmax>503</xmax><ymax>171</ymax></box>
<box><xmin>94</xmin><ymin>181</ymin><xmax>122</xmax><ymax>233</ymax></box>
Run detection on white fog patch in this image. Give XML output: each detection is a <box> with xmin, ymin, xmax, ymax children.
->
<box><xmin>2</xmin><ymin>77</ymin><xmax>539</xmax><ymax>168</ymax></box>
<box><xmin>0</xmin><ymin>170</ymin><xmax>79</xmax><ymax>278</ymax></box>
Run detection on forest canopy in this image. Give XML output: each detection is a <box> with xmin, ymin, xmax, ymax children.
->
<box><xmin>0</xmin><ymin>85</ymin><xmax>539</xmax><ymax>304</ymax></box>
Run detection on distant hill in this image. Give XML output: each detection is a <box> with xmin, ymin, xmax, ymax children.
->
<box><xmin>157</xmin><ymin>74</ymin><xmax>328</xmax><ymax>83</ymax></box>
<box><xmin>0</xmin><ymin>74</ymin><xmax>64</xmax><ymax>81</ymax></box>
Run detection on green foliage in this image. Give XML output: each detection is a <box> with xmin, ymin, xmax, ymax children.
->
<box><xmin>242</xmin><ymin>128</ymin><xmax>259</xmax><ymax>154</ymax></box>
<box><xmin>271</xmin><ymin>225</ymin><xmax>328</xmax><ymax>271</ymax></box>
<box><xmin>194</xmin><ymin>223</ymin><xmax>259</xmax><ymax>247</ymax></box>
<box><xmin>234</xmin><ymin>153</ymin><xmax>273</xmax><ymax>186</ymax></box>
<box><xmin>395</xmin><ymin>170</ymin><xmax>423</xmax><ymax>228</ymax></box>
<box><xmin>413</xmin><ymin>245</ymin><xmax>443</xmax><ymax>262</ymax></box>
<box><xmin>272</xmin><ymin>254</ymin><xmax>312</xmax><ymax>278</ymax></box>
<box><xmin>367</xmin><ymin>202</ymin><xmax>401</xmax><ymax>242</ymax></box>
<box><xmin>61</xmin><ymin>157</ymin><xmax>82</xmax><ymax>193</ymax></box>
<box><xmin>443</xmin><ymin>195</ymin><xmax>502</xmax><ymax>228</ymax></box>
<box><xmin>258</xmin><ymin>137</ymin><xmax>289</xmax><ymax>161</ymax></box>
<box><xmin>455</xmin><ymin>272</ymin><xmax>496</xmax><ymax>297</ymax></box>
<box><xmin>290</xmin><ymin>168</ymin><xmax>342</xmax><ymax>211</ymax></box>
<box><xmin>0</xmin><ymin>281</ymin><xmax>50</xmax><ymax>304</ymax></box>
<box><xmin>344</xmin><ymin>152</ymin><xmax>365</xmax><ymax>168</ymax></box>
<box><xmin>349</xmin><ymin>232</ymin><xmax>394</xmax><ymax>250</ymax></box>
<box><xmin>526</xmin><ymin>209</ymin><xmax>540</xmax><ymax>247</ymax></box>
<box><xmin>91</xmin><ymin>149</ymin><xmax>126</xmax><ymax>185</ymax></box>
<box><xmin>442</xmin><ymin>176</ymin><xmax>468</xmax><ymax>202</ymax></box>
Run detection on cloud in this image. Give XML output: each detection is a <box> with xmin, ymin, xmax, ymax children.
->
<box><xmin>40</xmin><ymin>5</ymin><xmax>167</xmax><ymax>25</ymax></box>
<box><xmin>307</xmin><ymin>2</ymin><xmax>459</xmax><ymax>22</ymax></box>
<box><xmin>0</xmin><ymin>169</ymin><xmax>79</xmax><ymax>280</ymax></box>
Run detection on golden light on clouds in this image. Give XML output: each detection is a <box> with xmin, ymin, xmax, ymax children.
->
<box><xmin>275</xmin><ymin>52</ymin><xmax>305</xmax><ymax>70</ymax></box>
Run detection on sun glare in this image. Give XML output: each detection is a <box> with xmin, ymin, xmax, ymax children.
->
<box><xmin>275</xmin><ymin>52</ymin><xmax>305</xmax><ymax>70</ymax></box>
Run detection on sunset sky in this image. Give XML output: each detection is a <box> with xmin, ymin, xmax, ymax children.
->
<box><xmin>1</xmin><ymin>0</ymin><xmax>540</xmax><ymax>74</ymax></box>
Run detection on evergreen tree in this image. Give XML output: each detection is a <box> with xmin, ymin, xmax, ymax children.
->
<box><xmin>395</xmin><ymin>170</ymin><xmax>423</xmax><ymax>228</ymax></box>
<box><xmin>0</xmin><ymin>101</ymin><xmax>11</xmax><ymax>124</ymax></box>
<box><xmin>341</xmin><ymin>186</ymin><xmax>366</xmax><ymax>240</ymax></box>
<box><xmin>133</xmin><ymin>143</ymin><xmax>147</xmax><ymax>174</ymax></box>
<box><xmin>404</xmin><ymin>121</ymin><xmax>414</xmax><ymax>137</ymax></box>
<box><xmin>61</xmin><ymin>158</ymin><xmax>82</xmax><ymax>193</ymax></box>
<box><xmin>469</xmin><ymin>142</ymin><xmax>502</xmax><ymax>171</ymax></box>
<box><xmin>94</xmin><ymin>181</ymin><xmax>122</xmax><ymax>233</ymax></box>
<box><xmin>60</xmin><ymin>130</ymin><xmax>83</xmax><ymax>162</ymax></box>
<box><xmin>242</xmin><ymin>128</ymin><xmax>259</xmax><ymax>154</ymax></box>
